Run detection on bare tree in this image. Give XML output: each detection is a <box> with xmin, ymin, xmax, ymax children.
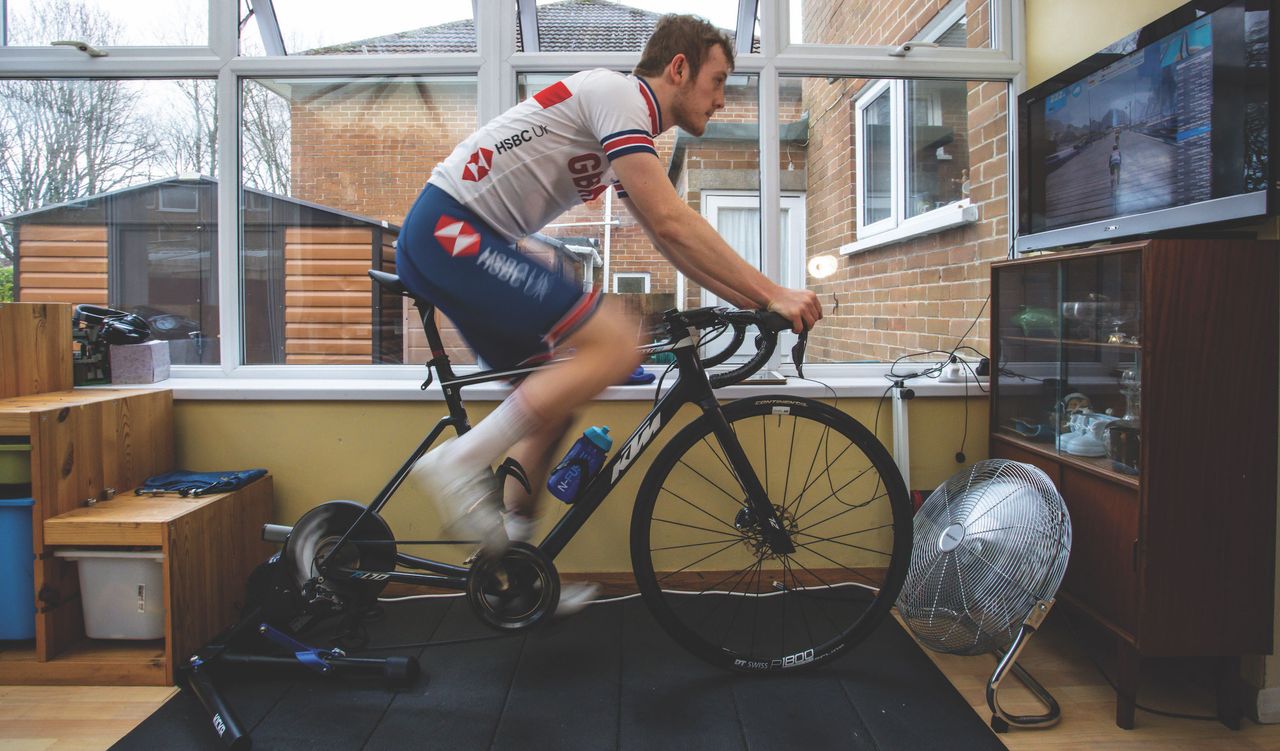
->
<box><xmin>241</xmin><ymin>81</ymin><xmax>292</xmax><ymax>195</ymax></box>
<box><xmin>0</xmin><ymin>0</ymin><xmax>155</xmax><ymax>262</ymax></box>
<box><xmin>154</xmin><ymin>79</ymin><xmax>219</xmax><ymax>177</ymax></box>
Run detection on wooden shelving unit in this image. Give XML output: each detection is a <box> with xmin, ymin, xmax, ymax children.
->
<box><xmin>0</xmin><ymin>302</ymin><xmax>274</xmax><ymax>686</ymax></box>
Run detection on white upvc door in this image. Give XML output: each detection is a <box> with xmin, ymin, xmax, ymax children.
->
<box><xmin>699</xmin><ymin>192</ymin><xmax>806</xmax><ymax>362</ymax></box>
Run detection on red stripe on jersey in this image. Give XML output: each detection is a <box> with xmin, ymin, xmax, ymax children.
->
<box><xmin>603</xmin><ymin>134</ymin><xmax>654</xmax><ymax>152</ymax></box>
<box><xmin>637</xmin><ymin>82</ymin><xmax>658</xmax><ymax>134</ymax></box>
<box><xmin>534</xmin><ymin>81</ymin><xmax>572</xmax><ymax>108</ymax></box>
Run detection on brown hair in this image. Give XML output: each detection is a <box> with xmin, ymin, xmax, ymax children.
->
<box><xmin>633</xmin><ymin>14</ymin><xmax>735</xmax><ymax>80</ymax></box>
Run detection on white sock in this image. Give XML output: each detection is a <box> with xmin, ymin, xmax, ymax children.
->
<box><xmin>440</xmin><ymin>390</ymin><xmax>540</xmax><ymax>472</ymax></box>
<box><xmin>503</xmin><ymin>512</ymin><xmax>537</xmax><ymax>543</ymax></box>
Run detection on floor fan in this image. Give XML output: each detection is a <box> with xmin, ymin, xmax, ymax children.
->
<box><xmin>896</xmin><ymin>459</ymin><xmax>1072</xmax><ymax>732</ymax></box>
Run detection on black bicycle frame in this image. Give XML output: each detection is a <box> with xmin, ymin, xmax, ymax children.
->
<box><xmin>318</xmin><ymin>303</ymin><xmax>792</xmax><ymax>592</ymax></box>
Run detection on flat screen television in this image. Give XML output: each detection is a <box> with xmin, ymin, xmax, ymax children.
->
<box><xmin>1017</xmin><ymin>0</ymin><xmax>1275</xmax><ymax>252</ymax></box>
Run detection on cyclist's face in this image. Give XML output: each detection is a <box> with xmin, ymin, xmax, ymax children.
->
<box><xmin>672</xmin><ymin>45</ymin><xmax>729</xmax><ymax>137</ymax></box>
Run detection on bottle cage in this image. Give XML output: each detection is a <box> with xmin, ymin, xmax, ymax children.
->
<box><xmin>73</xmin><ymin>304</ymin><xmax>153</xmax><ymax>346</ymax></box>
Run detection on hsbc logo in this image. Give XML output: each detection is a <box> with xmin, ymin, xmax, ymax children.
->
<box><xmin>434</xmin><ymin>215</ymin><xmax>482</xmax><ymax>258</ymax></box>
<box><xmin>462</xmin><ymin>147</ymin><xmax>494</xmax><ymax>182</ymax></box>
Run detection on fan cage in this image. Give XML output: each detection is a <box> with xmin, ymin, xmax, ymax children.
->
<box><xmin>897</xmin><ymin>459</ymin><xmax>1072</xmax><ymax>656</ymax></box>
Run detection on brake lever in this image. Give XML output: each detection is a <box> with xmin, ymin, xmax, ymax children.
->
<box><xmin>791</xmin><ymin>330</ymin><xmax>809</xmax><ymax>379</ymax></box>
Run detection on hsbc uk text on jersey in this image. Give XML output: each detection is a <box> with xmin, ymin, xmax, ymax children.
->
<box><xmin>493</xmin><ymin>124</ymin><xmax>550</xmax><ymax>155</ymax></box>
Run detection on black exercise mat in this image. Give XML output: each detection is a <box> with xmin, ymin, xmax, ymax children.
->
<box><xmin>112</xmin><ymin>596</ymin><xmax>1005</xmax><ymax>751</ymax></box>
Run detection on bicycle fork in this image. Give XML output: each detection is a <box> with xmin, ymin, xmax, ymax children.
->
<box><xmin>702</xmin><ymin>405</ymin><xmax>796</xmax><ymax>556</ymax></box>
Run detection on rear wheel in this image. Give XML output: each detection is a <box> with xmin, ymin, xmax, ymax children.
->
<box><xmin>630</xmin><ymin>396</ymin><xmax>911</xmax><ymax>672</ymax></box>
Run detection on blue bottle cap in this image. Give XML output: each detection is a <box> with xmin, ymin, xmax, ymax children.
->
<box><xmin>585</xmin><ymin>425</ymin><xmax>612</xmax><ymax>451</ymax></box>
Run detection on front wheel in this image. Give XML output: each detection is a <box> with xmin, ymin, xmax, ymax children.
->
<box><xmin>630</xmin><ymin>396</ymin><xmax>912</xmax><ymax>672</ymax></box>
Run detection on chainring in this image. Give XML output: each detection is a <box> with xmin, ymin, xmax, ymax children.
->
<box><xmin>466</xmin><ymin>542</ymin><xmax>560</xmax><ymax>631</ymax></box>
<box><xmin>282</xmin><ymin>500</ymin><xmax>397</xmax><ymax>611</ymax></box>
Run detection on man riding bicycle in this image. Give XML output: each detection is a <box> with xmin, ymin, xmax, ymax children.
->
<box><xmin>398</xmin><ymin>14</ymin><xmax>823</xmax><ymax>602</ymax></box>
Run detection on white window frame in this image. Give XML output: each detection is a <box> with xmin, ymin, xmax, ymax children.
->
<box><xmin>613</xmin><ymin>272</ymin><xmax>650</xmax><ymax>294</ymax></box>
<box><xmin>0</xmin><ymin>0</ymin><xmax>1019</xmax><ymax>388</ymax></box>
<box><xmin>842</xmin><ymin>0</ymin><xmax>981</xmax><ymax>256</ymax></box>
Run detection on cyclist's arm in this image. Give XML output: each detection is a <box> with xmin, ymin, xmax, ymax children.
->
<box><xmin>611</xmin><ymin>152</ymin><xmax>811</xmax><ymax>321</ymax></box>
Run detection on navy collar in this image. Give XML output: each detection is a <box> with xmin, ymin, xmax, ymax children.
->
<box><xmin>633</xmin><ymin>75</ymin><xmax>664</xmax><ymax>136</ymax></box>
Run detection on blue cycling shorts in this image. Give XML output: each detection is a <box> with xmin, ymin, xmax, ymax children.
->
<box><xmin>395</xmin><ymin>183</ymin><xmax>601</xmax><ymax>370</ymax></box>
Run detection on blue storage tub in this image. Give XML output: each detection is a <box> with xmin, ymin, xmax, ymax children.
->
<box><xmin>0</xmin><ymin>497</ymin><xmax>35</xmax><ymax>640</ymax></box>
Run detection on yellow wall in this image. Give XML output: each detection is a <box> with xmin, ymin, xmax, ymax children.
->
<box><xmin>174</xmin><ymin>395</ymin><xmax>985</xmax><ymax>573</ymax></box>
<box><xmin>1024</xmin><ymin>0</ymin><xmax>1185</xmax><ymax>88</ymax></box>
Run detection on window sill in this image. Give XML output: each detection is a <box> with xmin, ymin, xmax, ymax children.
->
<box><xmin>80</xmin><ymin>369</ymin><xmax>988</xmax><ymax>402</ymax></box>
<box><xmin>841</xmin><ymin>200</ymin><xmax>979</xmax><ymax>255</ymax></box>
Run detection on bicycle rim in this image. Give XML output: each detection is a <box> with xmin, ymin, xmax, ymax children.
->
<box><xmin>630</xmin><ymin>396</ymin><xmax>912</xmax><ymax>672</ymax></box>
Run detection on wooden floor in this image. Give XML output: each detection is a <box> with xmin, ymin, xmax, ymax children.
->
<box><xmin>3</xmin><ymin>613</ymin><xmax>1280</xmax><ymax>750</ymax></box>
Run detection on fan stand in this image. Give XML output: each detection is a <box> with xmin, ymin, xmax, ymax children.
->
<box><xmin>986</xmin><ymin>599</ymin><xmax>1062</xmax><ymax>732</ymax></box>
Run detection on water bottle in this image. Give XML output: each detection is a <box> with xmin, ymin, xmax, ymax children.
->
<box><xmin>547</xmin><ymin>426</ymin><xmax>612</xmax><ymax>504</ymax></box>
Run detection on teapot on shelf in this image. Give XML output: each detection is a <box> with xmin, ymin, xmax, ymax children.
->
<box><xmin>1060</xmin><ymin>409</ymin><xmax>1121</xmax><ymax>457</ymax></box>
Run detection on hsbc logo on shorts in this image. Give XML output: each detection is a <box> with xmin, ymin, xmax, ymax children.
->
<box><xmin>476</xmin><ymin>247</ymin><xmax>552</xmax><ymax>301</ymax></box>
<box><xmin>462</xmin><ymin>147</ymin><xmax>494</xmax><ymax>182</ymax></box>
<box><xmin>434</xmin><ymin>215</ymin><xmax>482</xmax><ymax>257</ymax></box>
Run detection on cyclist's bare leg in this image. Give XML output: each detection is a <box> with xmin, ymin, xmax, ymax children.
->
<box><xmin>498</xmin><ymin>298</ymin><xmax>642</xmax><ymax>524</ymax></box>
<box><xmin>502</xmin><ymin>413</ymin><xmax>574</xmax><ymax>520</ymax></box>
<box><xmin>410</xmin><ymin>297</ymin><xmax>641</xmax><ymax>552</ymax></box>
<box><xmin>515</xmin><ymin>296</ymin><xmax>644</xmax><ymax>429</ymax></box>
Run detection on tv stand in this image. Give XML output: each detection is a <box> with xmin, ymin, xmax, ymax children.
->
<box><xmin>990</xmin><ymin>237</ymin><xmax>1278</xmax><ymax>729</ymax></box>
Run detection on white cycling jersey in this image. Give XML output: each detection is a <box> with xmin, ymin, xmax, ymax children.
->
<box><xmin>427</xmin><ymin>68</ymin><xmax>663</xmax><ymax>242</ymax></box>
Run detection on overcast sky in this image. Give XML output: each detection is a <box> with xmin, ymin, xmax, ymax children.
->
<box><xmin>8</xmin><ymin>0</ymin><xmax>746</xmax><ymax>49</ymax></box>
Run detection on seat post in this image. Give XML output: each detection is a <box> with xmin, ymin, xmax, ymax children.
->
<box><xmin>415</xmin><ymin>300</ymin><xmax>457</xmax><ymax>382</ymax></box>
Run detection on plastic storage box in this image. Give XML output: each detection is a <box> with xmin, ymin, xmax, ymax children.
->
<box><xmin>54</xmin><ymin>550</ymin><xmax>165</xmax><ymax>640</ymax></box>
<box><xmin>0</xmin><ymin>497</ymin><xmax>35</xmax><ymax>639</ymax></box>
<box><xmin>0</xmin><ymin>442</ymin><xmax>32</xmax><ymax>498</ymax></box>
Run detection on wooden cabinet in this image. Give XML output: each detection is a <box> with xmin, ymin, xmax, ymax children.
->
<box><xmin>0</xmin><ymin>302</ymin><xmax>274</xmax><ymax>685</ymax></box>
<box><xmin>990</xmin><ymin>239</ymin><xmax>1278</xmax><ymax>728</ymax></box>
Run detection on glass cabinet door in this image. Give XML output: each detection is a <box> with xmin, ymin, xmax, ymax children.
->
<box><xmin>994</xmin><ymin>261</ymin><xmax>1063</xmax><ymax>449</ymax></box>
<box><xmin>1059</xmin><ymin>251</ymin><xmax>1141</xmax><ymax>474</ymax></box>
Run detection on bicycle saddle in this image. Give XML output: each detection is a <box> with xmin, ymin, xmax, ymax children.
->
<box><xmin>368</xmin><ymin>269</ymin><xmax>409</xmax><ymax>296</ymax></box>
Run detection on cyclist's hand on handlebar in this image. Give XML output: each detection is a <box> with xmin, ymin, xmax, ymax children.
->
<box><xmin>766</xmin><ymin>288</ymin><xmax>823</xmax><ymax>334</ymax></box>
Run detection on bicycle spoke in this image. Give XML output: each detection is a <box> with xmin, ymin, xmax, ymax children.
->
<box><xmin>657</xmin><ymin>484</ymin><xmax>742</xmax><ymax>535</ymax></box>
<box><xmin>797</xmin><ymin>488</ymin><xmax>891</xmax><ymax>534</ymax></box>
<box><xmin>787</xmin><ymin>431</ymin><xmax>862</xmax><ymax>517</ymax></box>
<box><xmin>782</xmin><ymin>414</ymin><xmax>798</xmax><ymax>516</ymax></box>
<box><xmin>653</xmin><ymin>538</ymin><xmax>749</xmax><ymax>588</ymax></box>
<box><xmin>650</xmin><ymin>515</ymin><xmax>741</xmax><ymax>540</ymax></box>
<box><xmin>787</xmin><ymin>542</ymin><xmax>882</xmax><ymax>589</ymax></box>
<box><xmin>673</xmin><ymin>456</ymin><xmax>745</xmax><ymax>512</ymax></box>
<box><xmin>791</xmin><ymin>530</ymin><xmax>893</xmax><ymax>559</ymax></box>
<box><xmin>781</xmin><ymin>555</ymin><xmax>817</xmax><ymax>655</ymax></box>
<box><xmin>651</xmin><ymin>537</ymin><xmax>749</xmax><ymax>553</ymax></box>
<box><xmin>791</xmin><ymin>469</ymin><xmax>883</xmax><ymax>527</ymax></box>
<box><xmin>794</xmin><ymin>521</ymin><xmax>895</xmax><ymax>544</ymax></box>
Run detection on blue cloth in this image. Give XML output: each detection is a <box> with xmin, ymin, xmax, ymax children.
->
<box><xmin>623</xmin><ymin>365</ymin><xmax>655</xmax><ymax>385</ymax></box>
<box><xmin>136</xmin><ymin>469</ymin><xmax>267</xmax><ymax>497</ymax></box>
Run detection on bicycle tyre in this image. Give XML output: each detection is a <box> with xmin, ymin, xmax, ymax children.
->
<box><xmin>630</xmin><ymin>395</ymin><xmax>911</xmax><ymax>672</ymax></box>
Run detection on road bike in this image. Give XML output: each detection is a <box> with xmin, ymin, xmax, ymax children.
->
<box><xmin>270</xmin><ymin>269</ymin><xmax>912</xmax><ymax>673</ymax></box>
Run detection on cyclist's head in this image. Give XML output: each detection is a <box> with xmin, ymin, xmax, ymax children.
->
<box><xmin>633</xmin><ymin>14</ymin><xmax>735</xmax><ymax>81</ymax></box>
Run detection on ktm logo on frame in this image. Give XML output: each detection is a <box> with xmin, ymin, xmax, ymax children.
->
<box><xmin>461</xmin><ymin>147</ymin><xmax>494</xmax><ymax>182</ymax></box>
<box><xmin>434</xmin><ymin>215</ymin><xmax>482</xmax><ymax>258</ymax></box>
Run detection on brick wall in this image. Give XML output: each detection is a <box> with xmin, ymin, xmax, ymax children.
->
<box><xmin>290</xmin><ymin>82</ymin><xmax>477</xmax><ymax>226</ymax></box>
<box><xmin>796</xmin><ymin>0</ymin><xmax>1005</xmax><ymax>362</ymax></box>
